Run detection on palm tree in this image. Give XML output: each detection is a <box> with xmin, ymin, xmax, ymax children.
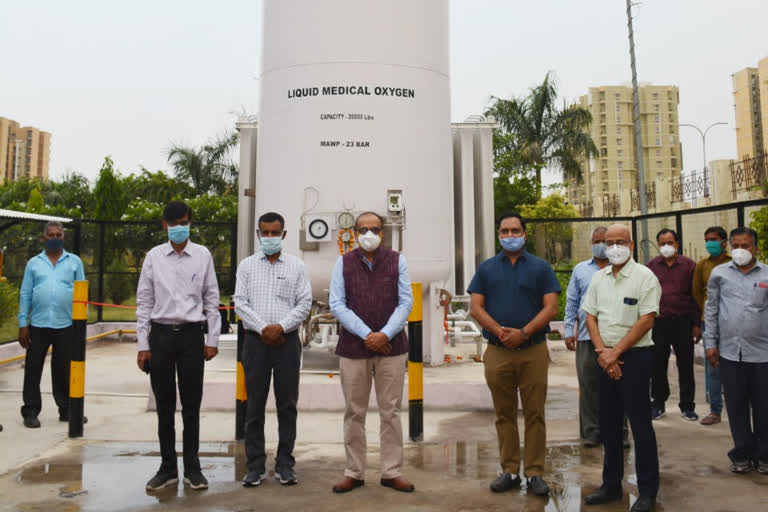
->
<box><xmin>485</xmin><ymin>72</ymin><xmax>598</xmax><ymax>198</ymax></box>
<box><xmin>167</xmin><ymin>131</ymin><xmax>239</xmax><ymax>195</ymax></box>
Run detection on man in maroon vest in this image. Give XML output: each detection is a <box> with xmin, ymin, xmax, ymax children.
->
<box><xmin>329</xmin><ymin>212</ymin><xmax>415</xmax><ymax>493</ymax></box>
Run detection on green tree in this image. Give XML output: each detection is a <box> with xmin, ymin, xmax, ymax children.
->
<box><xmin>93</xmin><ymin>156</ymin><xmax>126</xmax><ymax>220</ymax></box>
<box><xmin>0</xmin><ymin>280</ymin><xmax>20</xmax><ymax>328</ymax></box>
<box><xmin>493</xmin><ymin>171</ymin><xmax>538</xmax><ymax>220</ymax></box>
<box><xmin>168</xmin><ymin>131</ymin><xmax>239</xmax><ymax>195</ymax></box>
<box><xmin>750</xmin><ymin>206</ymin><xmax>768</xmax><ymax>261</ymax></box>
<box><xmin>26</xmin><ymin>186</ymin><xmax>45</xmax><ymax>213</ymax></box>
<box><xmin>520</xmin><ymin>193</ymin><xmax>579</xmax><ymax>264</ymax></box>
<box><xmin>122</xmin><ymin>168</ymin><xmax>193</xmax><ymax>205</ymax></box>
<box><xmin>485</xmin><ymin>72</ymin><xmax>598</xmax><ymax>198</ymax></box>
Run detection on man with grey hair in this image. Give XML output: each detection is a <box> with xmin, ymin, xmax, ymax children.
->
<box><xmin>581</xmin><ymin>224</ymin><xmax>661</xmax><ymax>512</ymax></box>
<box><xmin>18</xmin><ymin>221</ymin><xmax>85</xmax><ymax>428</ymax></box>
<box><xmin>565</xmin><ymin>226</ymin><xmax>629</xmax><ymax>447</ymax></box>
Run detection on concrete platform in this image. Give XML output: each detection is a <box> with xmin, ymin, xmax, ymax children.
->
<box><xmin>0</xmin><ymin>337</ymin><xmax>764</xmax><ymax>511</ymax></box>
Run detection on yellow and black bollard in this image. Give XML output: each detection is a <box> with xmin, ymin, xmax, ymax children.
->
<box><xmin>69</xmin><ymin>280</ymin><xmax>88</xmax><ymax>438</ymax></box>
<box><xmin>407</xmin><ymin>283</ymin><xmax>423</xmax><ymax>441</ymax></box>
<box><xmin>235</xmin><ymin>318</ymin><xmax>247</xmax><ymax>440</ymax></box>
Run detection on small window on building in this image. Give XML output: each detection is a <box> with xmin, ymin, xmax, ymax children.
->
<box><xmin>618</xmin><ymin>161</ymin><xmax>624</xmax><ymax>170</ymax></box>
<box><xmin>656</xmin><ymin>160</ymin><xmax>663</xmax><ymax>168</ymax></box>
<box><xmin>617</xmin><ymin>138</ymin><xmax>623</xmax><ymax>146</ymax></box>
<box><xmin>656</xmin><ymin>149</ymin><xmax>661</xmax><ymax>156</ymax></box>
<box><xmin>671</xmin><ymin>158</ymin><xmax>677</xmax><ymax>167</ymax></box>
<box><xmin>617</xmin><ymin>149</ymin><xmax>623</xmax><ymax>157</ymax></box>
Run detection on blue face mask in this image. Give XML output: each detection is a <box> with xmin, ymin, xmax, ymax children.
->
<box><xmin>705</xmin><ymin>240</ymin><xmax>723</xmax><ymax>257</ymax></box>
<box><xmin>168</xmin><ymin>224</ymin><xmax>190</xmax><ymax>244</ymax></box>
<box><xmin>260</xmin><ymin>236</ymin><xmax>282</xmax><ymax>256</ymax></box>
<box><xmin>499</xmin><ymin>235</ymin><xmax>525</xmax><ymax>252</ymax></box>
<box><xmin>44</xmin><ymin>238</ymin><xmax>63</xmax><ymax>251</ymax></box>
<box><xmin>591</xmin><ymin>242</ymin><xmax>607</xmax><ymax>259</ymax></box>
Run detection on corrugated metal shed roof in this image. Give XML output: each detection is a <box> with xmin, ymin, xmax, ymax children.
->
<box><xmin>0</xmin><ymin>208</ymin><xmax>73</xmax><ymax>223</ymax></box>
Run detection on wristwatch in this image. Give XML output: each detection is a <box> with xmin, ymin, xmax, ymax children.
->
<box><xmin>520</xmin><ymin>327</ymin><xmax>531</xmax><ymax>341</ymax></box>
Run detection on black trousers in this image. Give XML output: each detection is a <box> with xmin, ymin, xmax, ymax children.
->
<box><xmin>720</xmin><ymin>357</ymin><xmax>768</xmax><ymax>463</ymax></box>
<box><xmin>149</xmin><ymin>325</ymin><xmax>205</xmax><ymax>475</ymax></box>
<box><xmin>599</xmin><ymin>347</ymin><xmax>659</xmax><ymax>498</ymax></box>
<box><xmin>21</xmin><ymin>326</ymin><xmax>73</xmax><ymax>419</ymax></box>
<box><xmin>243</xmin><ymin>330</ymin><xmax>301</xmax><ymax>473</ymax></box>
<box><xmin>651</xmin><ymin>317</ymin><xmax>695</xmax><ymax>412</ymax></box>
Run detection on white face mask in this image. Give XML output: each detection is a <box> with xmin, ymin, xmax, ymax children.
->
<box><xmin>732</xmin><ymin>248</ymin><xmax>753</xmax><ymax>267</ymax></box>
<box><xmin>659</xmin><ymin>244</ymin><xmax>676</xmax><ymax>259</ymax></box>
<box><xmin>606</xmin><ymin>245</ymin><xmax>631</xmax><ymax>266</ymax></box>
<box><xmin>358</xmin><ymin>231</ymin><xmax>381</xmax><ymax>252</ymax></box>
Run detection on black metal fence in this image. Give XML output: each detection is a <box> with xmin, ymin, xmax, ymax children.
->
<box><xmin>1</xmin><ymin>219</ymin><xmax>236</xmax><ymax>342</ymax></box>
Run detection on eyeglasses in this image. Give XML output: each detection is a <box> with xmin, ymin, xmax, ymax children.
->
<box><xmin>604</xmin><ymin>240</ymin><xmax>630</xmax><ymax>247</ymax></box>
<box><xmin>357</xmin><ymin>227</ymin><xmax>382</xmax><ymax>235</ymax></box>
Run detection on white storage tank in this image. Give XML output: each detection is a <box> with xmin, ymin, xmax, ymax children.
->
<box><xmin>255</xmin><ymin>0</ymin><xmax>453</xmax><ymax>301</ymax></box>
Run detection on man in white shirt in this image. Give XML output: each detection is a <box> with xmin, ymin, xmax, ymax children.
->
<box><xmin>136</xmin><ymin>201</ymin><xmax>221</xmax><ymax>492</ymax></box>
<box><xmin>235</xmin><ymin>212</ymin><xmax>312</xmax><ymax>488</ymax></box>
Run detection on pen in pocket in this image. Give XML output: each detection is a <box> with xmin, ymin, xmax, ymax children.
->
<box><xmin>191</xmin><ymin>273</ymin><xmax>197</xmax><ymax>282</ymax></box>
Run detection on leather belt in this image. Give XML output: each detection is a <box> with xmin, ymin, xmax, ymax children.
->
<box><xmin>151</xmin><ymin>321</ymin><xmax>203</xmax><ymax>333</ymax></box>
<box><xmin>488</xmin><ymin>333</ymin><xmax>546</xmax><ymax>351</ymax></box>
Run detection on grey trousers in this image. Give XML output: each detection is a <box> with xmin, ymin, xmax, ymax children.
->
<box><xmin>576</xmin><ymin>339</ymin><xmax>601</xmax><ymax>442</ymax></box>
<box><xmin>577</xmin><ymin>339</ymin><xmax>628</xmax><ymax>443</ymax></box>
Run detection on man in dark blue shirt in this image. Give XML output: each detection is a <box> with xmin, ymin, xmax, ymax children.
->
<box><xmin>468</xmin><ymin>212</ymin><xmax>560</xmax><ymax>497</ymax></box>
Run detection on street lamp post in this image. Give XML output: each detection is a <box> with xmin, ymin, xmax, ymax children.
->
<box><xmin>679</xmin><ymin>121</ymin><xmax>728</xmax><ymax>196</ymax></box>
<box><xmin>679</xmin><ymin>121</ymin><xmax>727</xmax><ymax>220</ymax></box>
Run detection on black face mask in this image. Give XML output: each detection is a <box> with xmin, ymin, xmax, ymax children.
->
<box><xmin>44</xmin><ymin>238</ymin><xmax>63</xmax><ymax>251</ymax></box>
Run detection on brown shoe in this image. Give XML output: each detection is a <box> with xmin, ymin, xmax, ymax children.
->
<box><xmin>380</xmin><ymin>476</ymin><xmax>415</xmax><ymax>493</ymax></box>
<box><xmin>332</xmin><ymin>476</ymin><xmax>365</xmax><ymax>493</ymax></box>
<box><xmin>700</xmin><ymin>413</ymin><xmax>721</xmax><ymax>426</ymax></box>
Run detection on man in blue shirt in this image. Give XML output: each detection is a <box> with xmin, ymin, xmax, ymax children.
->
<box><xmin>18</xmin><ymin>221</ymin><xmax>85</xmax><ymax>428</ymax></box>
<box><xmin>704</xmin><ymin>227</ymin><xmax>768</xmax><ymax>474</ymax></box>
<box><xmin>564</xmin><ymin>227</ymin><xmax>610</xmax><ymax>446</ymax></box>
<box><xmin>468</xmin><ymin>212</ymin><xmax>560</xmax><ymax>497</ymax></box>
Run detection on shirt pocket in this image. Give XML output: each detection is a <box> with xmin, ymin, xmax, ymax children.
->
<box><xmin>750</xmin><ymin>285</ymin><xmax>768</xmax><ymax>310</ymax></box>
<box><xmin>275</xmin><ymin>277</ymin><xmax>293</xmax><ymax>299</ymax></box>
<box><xmin>618</xmin><ymin>301</ymin><xmax>639</xmax><ymax>327</ymax></box>
<box><xmin>186</xmin><ymin>271</ymin><xmax>205</xmax><ymax>303</ymax></box>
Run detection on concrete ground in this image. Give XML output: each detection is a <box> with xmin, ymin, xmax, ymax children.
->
<box><xmin>0</xmin><ymin>336</ymin><xmax>766</xmax><ymax>511</ymax></box>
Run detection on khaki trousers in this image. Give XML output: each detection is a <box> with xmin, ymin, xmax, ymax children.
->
<box><xmin>339</xmin><ymin>353</ymin><xmax>407</xmax><ymax>479</ymax></box>
<box><xmin>484</xmin><ymin>341</ymin><xmax>549</xmax><ymax>477</ymax></box>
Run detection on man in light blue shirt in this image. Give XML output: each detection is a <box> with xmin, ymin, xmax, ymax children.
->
<box><xmin>564</xmin><ymin>227</ymin><xmax>611</xmax><ymax>447</ymax></box>
<box><xmin>18</xmin><ymin>221</ymin><xmax>85</xmax><ymax>428</ymax></box>
<box><xmin>704</xmin><ymin>227</ymin><xmax>768</xmax><ymax>474</ymax></box>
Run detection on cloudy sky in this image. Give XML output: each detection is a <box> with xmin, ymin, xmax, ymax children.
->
<box><xmin>2</xmin><ymin>0</ymin><xmax>767</xmax><ymax>184</ymax></box>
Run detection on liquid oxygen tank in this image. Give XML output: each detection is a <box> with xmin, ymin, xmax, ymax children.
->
<box><xmin>255</xmin><ymin>0</ymin><xmax>452</xmax><ymax>352</ymax></box>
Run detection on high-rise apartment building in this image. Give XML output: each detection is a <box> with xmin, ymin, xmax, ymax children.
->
<box><xmin>566</xmin><ymin>84</ymin><xmax>683</xmax><ymax>215</ymax></box>
<box><xmin>0</xmin><ymin>117</ymin><xmax>51</xmax><ymax>183</ymax></box>
<box><xmin>732</xmin><ymin>67</ymin><xmax>764</xmax><ymax>160</ymax></box>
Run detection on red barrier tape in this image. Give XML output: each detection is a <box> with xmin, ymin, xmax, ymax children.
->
<box><xmin>74</xmin><ymin>300</ymin><xmax>235</xmax><ymax>311</ymax></box>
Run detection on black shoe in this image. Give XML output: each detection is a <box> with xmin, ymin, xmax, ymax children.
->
<box><xmin>183</xmin><ymin>472</ymin><xmax>208</xmax><ymax>490</ymax></box>
<box><xmin>146</xmin><ymin>471</ymin><xmax>179</xmax><ymax>491</ymax></box>
<box><xmin>489</xmin><ymin>472</ymin><xmax>521</xmax><ymax>493</ymax></box>
<box><xmin>757</xmin><ymin>460</ymin><xmax>768</xmax><ymax>475</ymax></box>
<box><xmin>583</xmin><ymin>439</ymin><xmax>600</xmax><ymax>448</ymax></box>
<box><xmin>243</xmin><ymin>470</ymin><xmax>267</xmax><ymax>488</ymax></box>
<box><xmin>23</xmin><ymin>417</ymin><xmax>41</xmax><ymax>428</ymax></box>
<box><xmin>651</xmin><ymin>404</ymin><xmax>665</xmax><ymax>420</ymax></box>
<box><xmin>585</xmin><ymin>486</ymin><xmax>622</xmax><ymax>505</ymax></box>
<box><xmin>59</xmin><ymin>414</ymin><xmax>88</xmax><ymax>424</ymax></box>
<box><xmin>630</xmin><ymin>495</ymin><xmax>656</xmax><ymax>512</ymax></box>
<box><xmin>527</xmin><ymin>476</ymin><xmax>550</xmax><ymax>497</ymax></box>
<box><xmin>275</xmin><ymin>467</ymin><xmax>297</xmax><ymax>485</ymax></box>
<box><xmin>731</xmin><ymin>460</ymin><xmax>752</xmax><ymax>474</ymax></box>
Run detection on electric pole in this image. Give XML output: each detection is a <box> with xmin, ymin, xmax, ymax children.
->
<box><xmin>626</xmin><ymin>0</ymin><xmax>650</xmax><ymax>263</ymax></box>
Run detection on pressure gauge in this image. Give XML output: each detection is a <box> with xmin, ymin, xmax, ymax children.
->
<box><xmin>338</xmin><ymin>212</ymin><xmax>355</xmax><ymax>230</ymax></box>
<box><xmin>308</xmin><ymin>218</ymin><xmax>329</xmax><ymax>240</ymax></box>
